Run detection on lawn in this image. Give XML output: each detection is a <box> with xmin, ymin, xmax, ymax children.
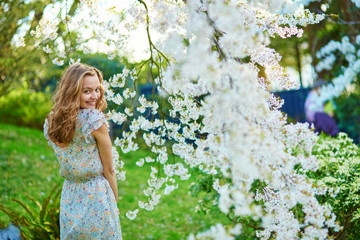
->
<box><xmin>0</xmin><ymin>122</ymin><xmax>229</xmax><ymax>239</ymax></box>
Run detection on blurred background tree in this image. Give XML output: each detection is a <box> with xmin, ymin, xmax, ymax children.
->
<box><xmin>271</xmin><ymin>0</ymin><xmax>360</xmax><ymax>142</ymax></box>
<box><xmin>0</xmin><ymin>0</ymin><xmax>82</xmax><ymax>95</ymax></box>
<box><xmin>271</xmin><ymin>0</ymin><xmax>360</xmax><ymax>86</ymax></box>
<box><xmin>306</xmin><ymin>0</ymin><xmax>360</xmax><ymax>143</ymax></box>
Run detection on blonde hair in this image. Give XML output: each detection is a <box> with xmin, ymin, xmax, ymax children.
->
<box><xmin>47</xmin><ymin>63</ymin><xmax>107</xmax><ymax>143</ymax></box>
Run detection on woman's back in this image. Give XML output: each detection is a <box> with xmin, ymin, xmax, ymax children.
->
<box><xmin>44</xmin><ymin>109</ymin><xmax>107</xmax><ymax>182</ymax></box>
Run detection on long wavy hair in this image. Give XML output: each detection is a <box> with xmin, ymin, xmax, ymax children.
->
<box><xmin>47</xmin><ymin>63</ymin><xmax>107</xmax><ymax>144</ymax></box>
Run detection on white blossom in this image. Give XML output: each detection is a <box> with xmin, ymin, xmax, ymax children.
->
<box><xmin>52</xmin><ymin>57</ymin><xmax>64</xmax><ymax>66</ymax></box>
<box><xmin>164</xmin><ymin>184</ymin><xmax>178</xmax><ymax>195</ymax></box>
<box><xmin>69</xmin><ymin>58</ymin><xmax>81</xmax><ymax>65</ymax></box>
<box><xmin>191</xmin><ymin>223</ymin><xmax>234</xmax><ymax>240</ymax></box>
<box><xmin>126</xmin><ymin>209</ymin><xmax>139</xmax><ymax>220</ymax></box>
<box><xmin>124</xmin><ymin>107</ymin><xmax>133</xmax><ymax>116</ymax></box>
<box><xmin>108</xmin><ymin>110</ymin><xmax>127</xmax><ymax>125</ymax></box>
<box><xmin>145</xmin><ymin>157</ymin><xmax>155</xmax><ymax>163</ymax></box>
<box><xmin>116</xmin><ymin>170</ymin><xmax>126</xmax><ymax>181</ymax></box>
<box><xmin>123</xmin><ymin>88</ymin><xmax>136</xmax><ymax>99</ymax></box>
<box><xmin>112</xmin><ymin>94</ymin><xmax>123</xmax><ymax>105</ymax></box>
<box><xmin>315</xmin><ymin>34</ymin><xmax>360</xmax><ymax>106</ymax></box>
<box><xmin>110</xmin><ymin>73</ymin><xmax>126</xmax><ymax>88</ymax></box>
<box><xmin>17</xmin><ymin>37</ymin><xmax>26</xmax><ymax>47</ymax></box>
<box><xmin>43</xmin><ymin>45</ymin><xmax>53</xmax><ymax>53</ymax></box>
<box><xmin>136</xmin><ymin>158</ymin><xmax>144</xmax><ymax>167</ymax></box>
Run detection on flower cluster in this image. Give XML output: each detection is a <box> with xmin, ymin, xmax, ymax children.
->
<box><xmin>314</xmin><ymin>35</ymin><xmax>360</xmax><ymax>108</ymax></box>
<box><xmin>30</xmin><ymin>18</ymin><xmax>59</xmax><ymax>42</ymax></box>
<box><xmin>112</xmin><ymin>146</ymin><xmax>126</xmax><ymax>181</ymax></box>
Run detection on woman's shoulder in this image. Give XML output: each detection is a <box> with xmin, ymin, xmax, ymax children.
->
<box><xmin>78</xmin><ymin>109</ymin><xmax>109</xmax><ymax>143</ymax></box>
<box><xmin>78</xmin><ymin>108</ymin><xmax>106</xmax><ymax>121</ymax></box>
<box><xmin>77</xmin><ymin>108</ymin><xmax>108</xmax><ymax>129</ymax></box>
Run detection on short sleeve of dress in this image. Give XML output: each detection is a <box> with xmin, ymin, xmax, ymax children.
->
<box><xmin>43</xmin><ymin>118</ymin><xmax>54</xmax><ymax>147</ymax></box>
<box><xmin>44</xmin><ymin>118</ymin><xmax>50</xmax><ymax>141</ymax></box>
<box><xmin>81</xmin><ymin>109</ymin><xmax>109</xmax><ymax>143</ymax></box>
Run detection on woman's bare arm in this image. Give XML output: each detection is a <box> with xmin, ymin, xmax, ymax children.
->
<box><xmin>92</xmin><ymin>124</ymin><xmax>118</xmax><ymax>202</ymax></box>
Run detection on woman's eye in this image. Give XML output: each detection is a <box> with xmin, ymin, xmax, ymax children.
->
<box><xmin>95</xmin><ymin>88</ymin><xmax>100</xmax><ymax>92</ymax></box>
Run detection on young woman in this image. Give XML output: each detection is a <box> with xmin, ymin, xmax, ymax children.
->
<box><xmin>44</xmin><ymin>63</ymin><xmax>122</xmax><ymax>239</ymax></box>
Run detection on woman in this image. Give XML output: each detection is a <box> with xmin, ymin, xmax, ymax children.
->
<box><xmin>44</xmin><ymin>63</ymin><xmax>122</xmax><ymax>239</ymax></box>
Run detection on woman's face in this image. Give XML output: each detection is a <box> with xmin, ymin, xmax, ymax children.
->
<box><xmin>80</xmin><ymin>75</ymin><xmax>101</xmax><ymax>109</ymax></box>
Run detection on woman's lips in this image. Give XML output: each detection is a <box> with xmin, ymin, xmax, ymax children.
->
<box><xmin>86</xmin><ymin>101</ymin><xmax>96</xmax><ymax>106</ymax></box>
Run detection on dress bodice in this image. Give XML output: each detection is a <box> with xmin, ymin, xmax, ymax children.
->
<box><xmin>44</xmin><ymin>109</ymin><xmax>109</xmax><ymax>182</ymax></box>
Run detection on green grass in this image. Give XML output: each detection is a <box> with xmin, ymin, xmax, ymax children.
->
<box><xmin>0</xmin><ymin>122</ymin><xmax>63</xmax><ymax>228</ymax></box>
<box><xmin>0</xmin><ymin>122</ymin><xmax>229</xmax><ymax>239</ymax></box>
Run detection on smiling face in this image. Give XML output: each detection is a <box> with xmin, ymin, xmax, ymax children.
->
<box><xmin>80</xmin><ymin>74</ymin><xmax>101</xmax><ymax>109</ymax></box>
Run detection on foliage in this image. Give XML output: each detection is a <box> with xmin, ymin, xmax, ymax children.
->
<box><xmin>268</xmin><ymin>0</ymin><xmax>360</xmax><ymax>89</ymax></box>
<box><xmin>306</xmin><ymin>0</ymin><xmax>360</xmax><ymax>76</ymax></box>
<box><xmin>271</xmin><ymin>0</ymin><xmax>360</xmax><ymax>146</ymax></box>
<box><xmin>333</xmin><ymin>90</ymin><xmax>360</xmax><ymax>143</ymax></box>
<box><xmin>309</xmin><ymin>1</ymin><xmax>360</xmax><ymax>130</ymax></box>
<box><xmin>0</xmin><ymin>0</ymin><xmax>80</xmax><ymax>94</ymax></box>
<box><xmin>189</xmin><ymin>172</ymin><xmax>259</xmax><ymax>240</ymax></box>
<box><xmin>0</xmin><ymin>83</ymin><xmax>52</xmax><ymax>129</ymax></box>
<box><xmin>0</xmin><ymin>184</ymin><xmax>61</xmax><ymax>240</ymax></box>
<box><xmin>0</xmin><ymin>122</ymin><xmax>63</xmax><ymax>226</ymax></box>
<box><xmin>310</xmin><ymin>132</ymin><xmax>360</xmax><ymax>240</ymax></box>
<box><xmin>79</xmin><ymin>53</ymin><xmax>126</xmax><ymax>81</ymax></box>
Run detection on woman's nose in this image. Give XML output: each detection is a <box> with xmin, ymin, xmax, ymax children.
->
<box><xmin>91</xmin><ymin>91</ymin><xmax>98</xmax><ymax>99</ymax></box>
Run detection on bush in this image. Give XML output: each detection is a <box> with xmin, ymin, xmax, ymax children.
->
<box><xmin>0</xmin><ymin>85</ymin><xmax>52</xmax><ymax>129</ymax></box>
<box><xmin>310</xmin><ymin>132</ymin><xmax>360</xmax><ymax>240</ymax></box>
<box><xmin>334</xmin><ymin>91</ymin><xmax>360</xmax><ymax>143</ymax></box>
<box><xmin>190</xmin><ymin>133</ymin><xmax>360</xmax><ymax>239</ymax></box>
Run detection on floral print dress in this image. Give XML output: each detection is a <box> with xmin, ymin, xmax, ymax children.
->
<box><xmin>44</xmin><ymin>109</ymin><xmax>122</xmax><ymax>240</ymax></box>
